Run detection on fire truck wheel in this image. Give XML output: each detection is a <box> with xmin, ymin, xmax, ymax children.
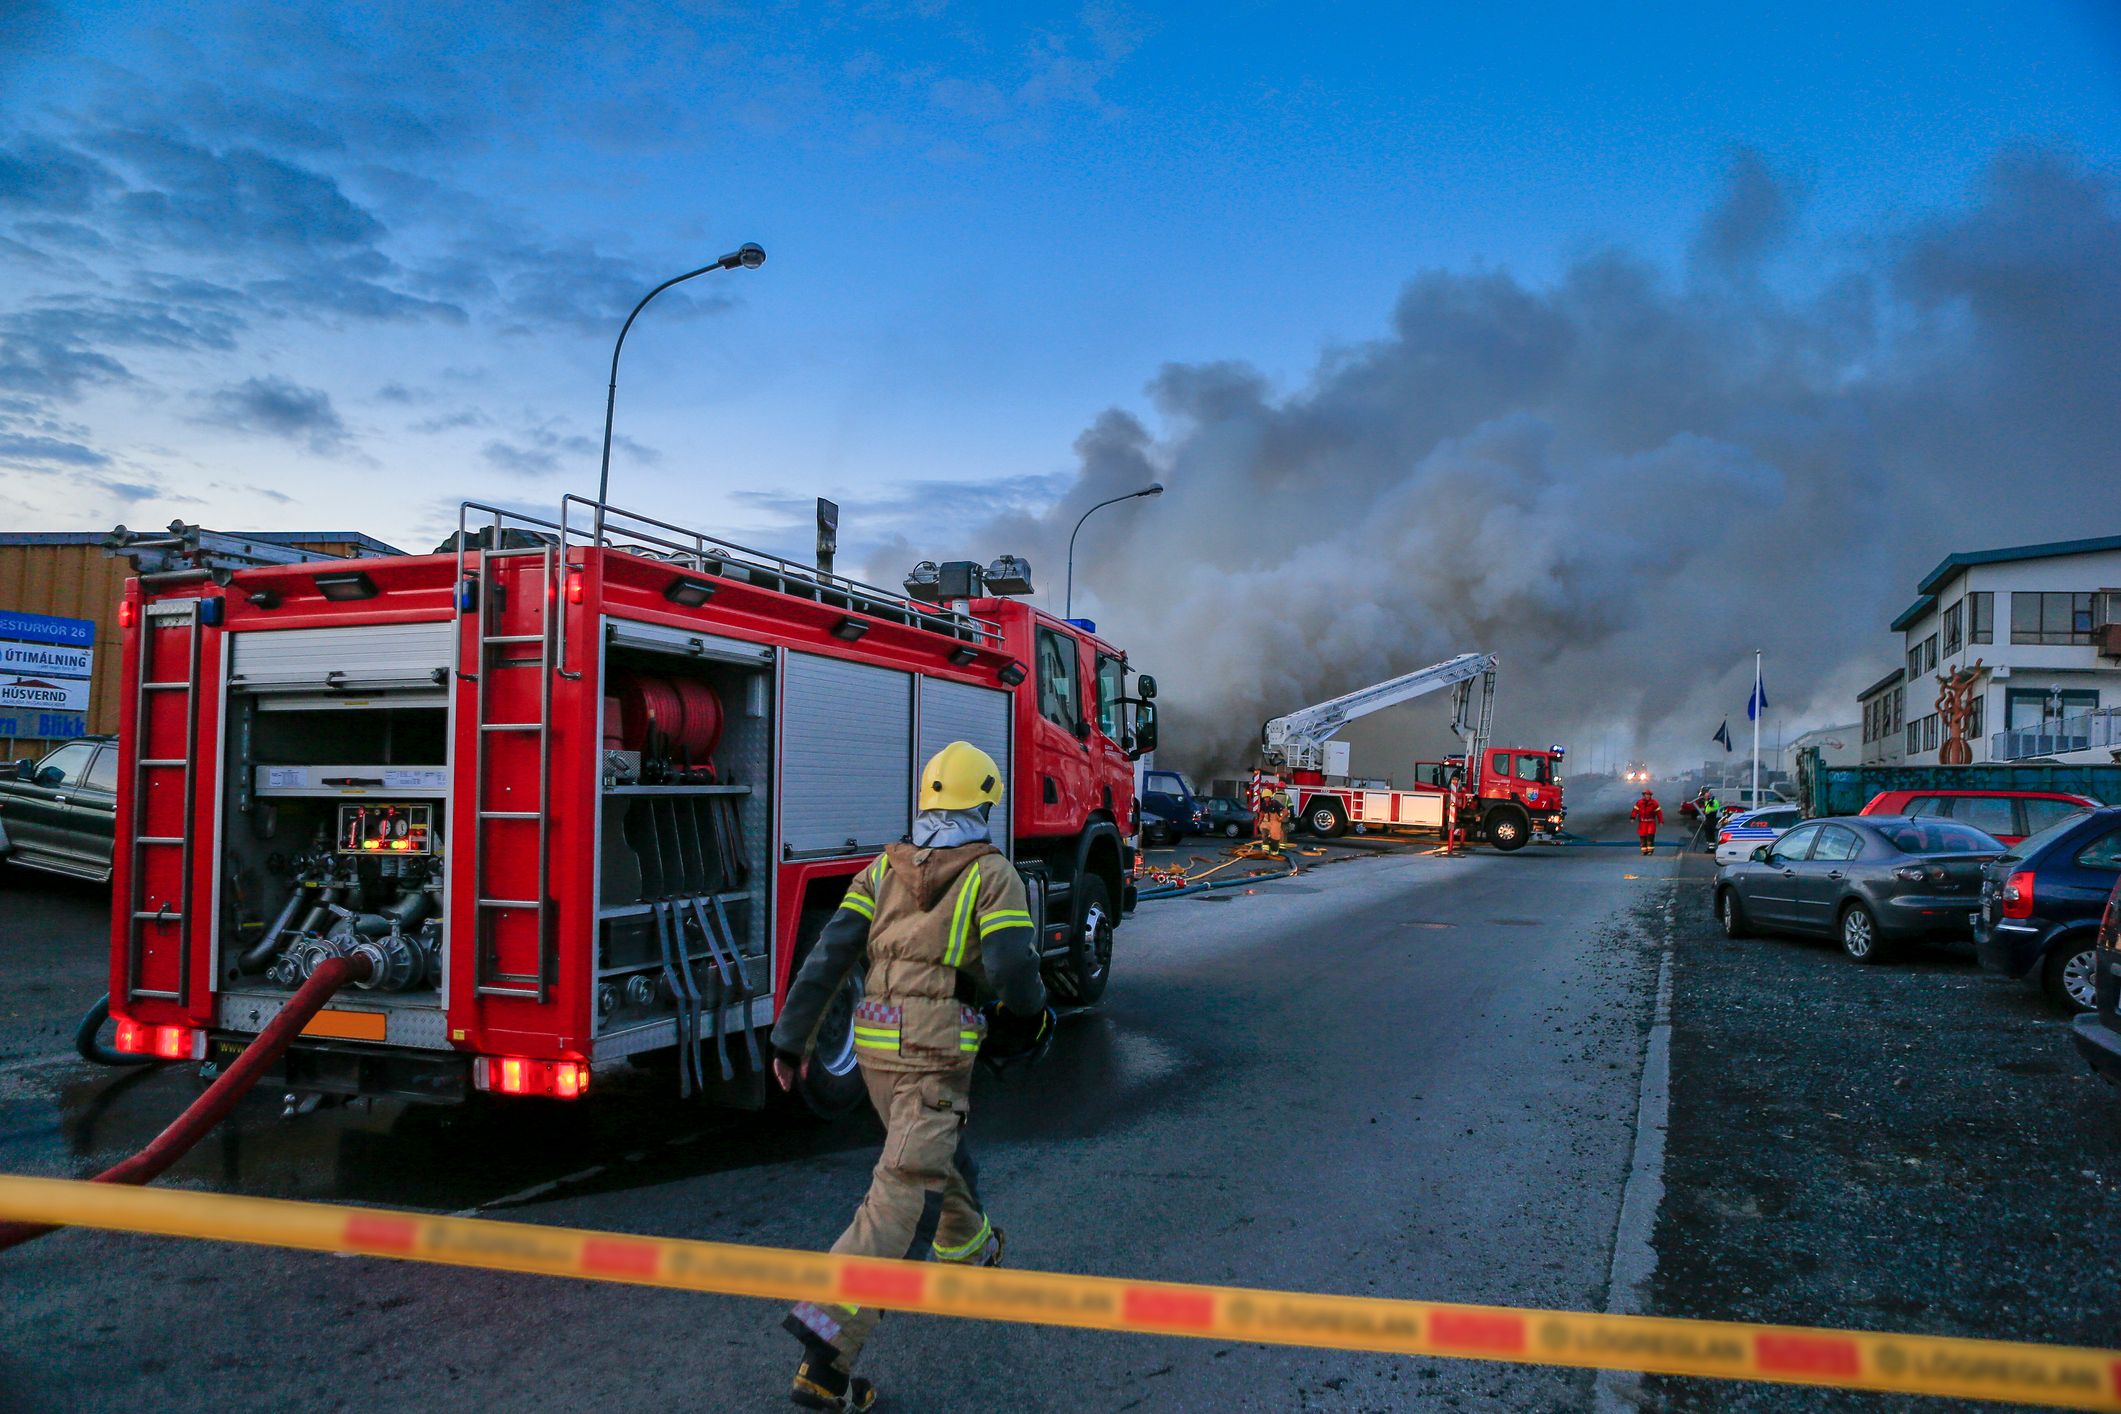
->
<box><xmin>1306</xmin><ymin>801</ymin><xmax>1348</xmax><ymax>838</ymax></box>
<box><xmin>1051</xmin><ymin>876</ymin><xmax>1115</xmax><ymax>1005</ymax></box>
<box><xmin>1485</xmin><ymin>804</ymin><xmax>1530</xmax><ymax>852</ymax></box>
<box><xmin>794</xmin><ymin>966</ymin><xmax>868</xmax><ymax>1121</ymax></box>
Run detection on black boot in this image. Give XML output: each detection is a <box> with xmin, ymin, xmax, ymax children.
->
<box><xmin>791</xmin><ymin>1354</ymin><xmax>877</xmax><ymax>1412</ymax></box>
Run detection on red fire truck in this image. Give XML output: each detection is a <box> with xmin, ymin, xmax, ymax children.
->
<box><xmin>1257</xmin><ymin>653</ymin><xmax>1565</xmax><ymax>851</ymax></box>
<box><xmin>104</xmin><ymin>499</ymin><xmax>1157</xmax><ymax>1116</ymax></box>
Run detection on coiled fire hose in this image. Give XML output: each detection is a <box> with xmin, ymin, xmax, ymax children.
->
<box><xmin>0</xmin><ymin>953</ymin><xmax>371</xmax><ymax>1253</ymax></box>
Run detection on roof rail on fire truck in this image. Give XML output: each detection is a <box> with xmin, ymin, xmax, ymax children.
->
<box><xmin>451</xmin><ymin>496</ymin><xmax>1003</xmax><ymax>647</ymax></box>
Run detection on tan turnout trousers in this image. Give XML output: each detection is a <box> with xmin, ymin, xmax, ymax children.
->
<box><xmin>785</xmin><ymin>1059</ymin><xmax>996</xmax><ymax>1368</ymax></box>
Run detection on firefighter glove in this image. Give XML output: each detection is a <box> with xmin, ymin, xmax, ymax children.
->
<box><xmin>981</xmin><ymin>1004</ymin><xmax>1055</xmax><ymax>1072</ymax></box>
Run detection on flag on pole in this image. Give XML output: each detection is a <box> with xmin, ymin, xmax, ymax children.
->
<box><xmin>1747</xmin><ymin>671</ymin><xmax>1769</xmax><ymax>722</ymax></box>
<box><xmin>1713</xmin><ymin>720</ymin><xmax>1733</xmax><ymax>752</ymax></box>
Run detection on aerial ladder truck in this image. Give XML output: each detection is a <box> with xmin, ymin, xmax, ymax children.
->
<box><xmin>1256</xmin><ymin>653</ymin><xmax>1566</xmax><ymax>851</ymax></box>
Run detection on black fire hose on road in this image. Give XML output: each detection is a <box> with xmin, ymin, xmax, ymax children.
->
<box><xmin>75</xmin><ymin>994</ymin><xmax>158</xmax><ymax>1068</ymax></box>
<box><xmin>4</xmin><ymin>954</ymin><xmax>371</xmax><ymax>1253</ymax></box>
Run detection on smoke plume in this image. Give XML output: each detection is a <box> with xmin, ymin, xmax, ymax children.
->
<box><xmin>889</xmin><ymin>148</ymin><xmax>2121</xmax><ymax>782</ymax></box>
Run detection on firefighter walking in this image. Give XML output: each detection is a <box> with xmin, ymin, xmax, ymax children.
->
<box><xmin>770</xmin><ymin>741</ymin><xmax>1051</xmax><ymax>1412</ymax></box>
<box><xmin>1631</xmin><ymin>787</ymin><xmax>1664</xmax><ymax>856</ymax></box>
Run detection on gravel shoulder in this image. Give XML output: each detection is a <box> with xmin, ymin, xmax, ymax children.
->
<box><xmin>1644</xmin><ymin>854</ymin><xmax>2121</xmax><ymax>1412</ymax></box>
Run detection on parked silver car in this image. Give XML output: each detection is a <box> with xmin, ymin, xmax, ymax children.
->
<box><xmin>1713</xmin><ymin>814</ymin><xmax>2004</xmax><ymax>962</ymax></box>
<box><xmin>0</xmin><ymin>735</ymin><xmax>120</xmax><ymax>883</ymax></box>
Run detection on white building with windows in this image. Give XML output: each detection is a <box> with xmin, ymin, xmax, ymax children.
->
<box><xmin>1887</xmin><ymin>535</ymin><xmax>2121</xmax><ymax>765</ymax></box>
<box><xmin>1856</xmin><ymin>668</ymin><xmax>1906</xmax><ymax>766</ymax></box>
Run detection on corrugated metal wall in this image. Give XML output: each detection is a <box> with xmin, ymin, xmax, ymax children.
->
<box><xmin>0</xmin><ymin>542</ymin><xmax>130</xmax><ymax>756</ymax></box>
<box><xmin>0</xmin><ymin>536</ymin><xmax>384</xmax><ymax>758</ymax></box>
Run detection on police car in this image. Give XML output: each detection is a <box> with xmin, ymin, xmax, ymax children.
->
<box><xmin>1714</xmin><ymin>804</ymin><xmax>1803</xmax><ymax>865</ymax></box>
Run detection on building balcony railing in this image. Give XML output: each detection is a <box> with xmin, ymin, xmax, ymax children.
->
<box><xmin>1992</xmin><ymin>708</ymin><xmax>2121</xmax><ymax>762</ymax></box>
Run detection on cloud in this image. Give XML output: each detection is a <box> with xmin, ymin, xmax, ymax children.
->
<box><xmin>89</xmin><ymin>128</ymin><xmax>385</xmax><ymax>251</ymax></box>
<box><xmin>894</xmin><ymin>148</ymin><xmax>2121</xmax><ymax>778</ymax></box>
<box><xmin>0</xmin><ymin>136</ymin><xmax>120</xmax><ymax>215</ymax></box>
<box><xmin>482</xmin><ymin>422</ymin><xmax>598</xmax><ymax>476</ymax></box>
<box><xmin>198</xmin><ymin>375</ymin><xmax>351</xmax><ymax>452</ymax></box>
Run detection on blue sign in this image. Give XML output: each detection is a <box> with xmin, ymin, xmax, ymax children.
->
<box><xmin>0</xmin><ymin>611</ymin><xmax>94</xmax><ymax>647</ymax></box>
<box><xmin>0</xmin><ymin>712</ymin><xmax>88</xmax><ymax>740</ymax></box>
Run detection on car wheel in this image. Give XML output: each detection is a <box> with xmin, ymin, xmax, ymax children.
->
<box><xmin>1839</xmin><ymin>903</ymin><xmax>1888</xmax><ymax>963</ymax></box>
<box><xmin>1717</xmin><ymin>887</ymin><xmax>1749</xmax><ymax>939</ymax></box>
<box><xmin>1224</xmin><ymin>822</ymin><xmax>1241</xmax><ymax>838</ymax></box>
<box><xmin>2043</xmin><ymin>942</ymin><xmax>2099</xmax><ymax>1014</ymax></box>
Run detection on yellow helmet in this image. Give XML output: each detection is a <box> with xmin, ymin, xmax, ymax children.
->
<box><xmin>918</xmin><ymin>741</ymin><xmax>1005</xmax><ymax>811</ymax></box>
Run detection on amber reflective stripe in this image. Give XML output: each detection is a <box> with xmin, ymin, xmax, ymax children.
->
<box><xmin>4</xmin><ymin>1176</ymin><xmax>2119</xmax><ymax>1411</ymax></box>
<box><xmin>944</xmin><ymin>865</ymin><xmax>981</xmax><ymax>968</ymax></box>
<box><xmin>978</xmin><ymin>910</ymin><xmax>1033</xmax><ymax>937</ymax></box>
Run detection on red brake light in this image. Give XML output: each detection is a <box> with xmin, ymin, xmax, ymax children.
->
<box><xmin>2001</xmin><ymin>870</ymin><xmax>2036</xmax><ymax>920</ymax></box>
<box><xmin>118</xmin><ymin>600</ymin><xmax>138</xmax><ymax>629</ymax></box>
<box><xmin>476</xmin><ymin>1056</ymin><xmax>590</xmax><ymax>1099</ymax></box>
<box><xmin>566</xmin><ymin>568</ymin><xmax>585</xmax><ymax>604</ymax></box>
<box><xmin>113</xmin><ymin>1018</ymin><xmax>201</xmax><ymax>1059</ymax></box>
<box><xmin>1718</xmin><ymin>830</ymin><xmax>1733</xmax><ymax>844</ymax></box>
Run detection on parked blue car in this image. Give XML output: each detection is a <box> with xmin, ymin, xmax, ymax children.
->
<box><xmin>1974</xmin><ymin>804</ymin><xmax>2121</xmax><ymax>1012</ymax></box>
<box><xmin>1141</xmin><ymin>769</ymin><xmax>1202</xmax><ymax>842</ymax></box>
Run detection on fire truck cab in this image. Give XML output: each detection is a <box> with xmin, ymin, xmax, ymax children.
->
<box><xmin>105</xmin><ymin>498</ymin><xmax>1154</xmax><ymax>1116</ymax></box>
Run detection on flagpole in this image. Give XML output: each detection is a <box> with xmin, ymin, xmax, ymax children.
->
<box><xmin>1751</xmin><ymin>650</ymin><xmax>1762</xmax><ymax>806</ymax></box>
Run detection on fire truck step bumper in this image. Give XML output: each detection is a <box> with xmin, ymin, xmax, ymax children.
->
<box><xmin>207</xmin><ymin>1035</ymin><xmax>473</xmax><ymax>1106</ymax></box>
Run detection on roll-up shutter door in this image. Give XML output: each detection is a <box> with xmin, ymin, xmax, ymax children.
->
<box><xmin>782</xmin><ymin>652</ymin><xmax>912</xmax><ymax>857</ymax></box>
<box><xmin>228</xmin><ymin>622</ymin><xmax>454</xmax><ymax>695</ymax></box>
<box><xmin>917</xmin><ymin>677</ymin><xmax>1013</xmax><ymax>851</ymax></box>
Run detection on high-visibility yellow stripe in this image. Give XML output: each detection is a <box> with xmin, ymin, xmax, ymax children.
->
<box><xmin>839</xmin><ymin>893</ymin><xmax>875</xmax><ymax>919</ymax></box>
<box><xmin>852</xmin><ymin>1026</ymin><xmax>901</xmax><ymax>1039</ymax></box>
<box><xmin>5</xmin><ymin>1174</ymin><xmax>2116</xmax><ymax>1410</ymax></box>
<box><xmin>933</xmin><ymin>1219</ymin><xmax>993</xmax><ymax>1262</ymax></box>
<box><xmin>979</xmin><ymin>910</ymin><xmax>1033</xmax><ymax>936</ymax></box>
<box><xmin>870</xmin><ymin>855</ymin><xmax>889</xmax><ymax>885</ymax></box>
<box><xmin>945</xmin><ymin>864</ymin><xmax>980</xmax><ymax>968</ymax></box>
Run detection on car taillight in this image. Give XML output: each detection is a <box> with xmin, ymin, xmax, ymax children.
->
<box><xmin>474</xmin><ymin>1055</ymin><xmax>590</xmax><ymax>1099</ymax></box>
<box><xmin>2001</xmin><ymin>870</ymin><xmax>2036</xmax><ymax>919</ymax></box>
<box><xmin>1718</xmin><ymin>830</ymin><xmax>1733</xmax><ymax>844</ymax></box>
<box><xmin>113</xmin><ymin>1018</ymin><xmax>204</xmax><ymax>1060</ymax></box>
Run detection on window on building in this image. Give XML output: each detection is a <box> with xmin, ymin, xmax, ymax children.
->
<box><xmin>2010</xmin><ymin>591</ymin><xmax>2097</xmax><ymax>646</ymax></box>
<box><xmin>1905</xmin><ymin>721</ymin><xmax>1921</xmax><ymax>755</ymax></box>
<box><xmin>1035</xmin><ymin>627</ymin><xmax>1080</xmax><ymax>731</ymax></box>
<box><xmin>1942</xmin><ymin>601</ymin><xmax>1963</xmax><ymax>656</ymax></box>
<box><xmin>1966</xmin><ymin>694</ymin><xmax>1984</xmax><ymax>741</ymax></box>
<box><xmin>1907</xmin><ymin>643</ymin><xmax>1922</xmax><ymax>682</ymax></box>
<box><xmin>2005</xmin><ymin>688</ymin><xmax>2100</xmax><ymax>730</ymax></box>
<box><xmin>1891</xmin><ymin>687</ymin><xmax>1902</xmax><ymax>733</ymax></box>
<box><xmin>1923</xmin><ymin>714</ymin><xmax>1939</xmax><ymax>751</ymax></box>
<box><xmin>1924</xmin><ymin>635</ymin><xmax>1938</xmax><ymax>672</ymax></box>
<box><xmin>1969</xmin><ymin>591</ymin><xmax>1993</xmax><ymax>644</ymax></box>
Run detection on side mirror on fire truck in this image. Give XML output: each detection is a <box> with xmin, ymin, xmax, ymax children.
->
<box><xmin>1129</xmin><ymin>703</ymin><xmax>1158</xmax><ymax>759</ymax></box>
<box><xmin>1135</xmin><ymin>674</ymin><xmax>1157</xmax><ymax>701</ymax></box>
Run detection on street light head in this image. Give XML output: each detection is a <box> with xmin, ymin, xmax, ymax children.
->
<box><xmin>721</xmin><ymin>242</ymin><xmax>767</xmax><ymax>270</ymax></box>
<box><xmin>1138</xmin><ymin>483</ymin><xmax>1165</xmax><ymax>498</ymax></box>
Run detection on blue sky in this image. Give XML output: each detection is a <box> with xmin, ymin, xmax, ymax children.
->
<box><xmin>3</xmin><ymin>0</ymin><xmax>2114</xmax><ymax>553</ymax></box>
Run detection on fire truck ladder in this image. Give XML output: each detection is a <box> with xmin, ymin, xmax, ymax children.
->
<box><xmin>124</xmin><ymin>599</ymin><xmax>203</xmax><ymax>1005</ymax></box>
<box><xmin>463</xmin><ymin>540</ymin><xmax>558</xmax><ymax>1002</ymax></box>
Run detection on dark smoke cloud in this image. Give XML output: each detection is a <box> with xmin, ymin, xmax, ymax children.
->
<box><xmin>911</xmin><ymin>148</ymin><xmax>2121</xmax><ymax>781</ymax></box>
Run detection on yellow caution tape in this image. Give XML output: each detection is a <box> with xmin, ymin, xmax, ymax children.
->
<box><xmin>3</xmin><ymin>1174</ymin><xmax>2116</xmax><ymax>1409</ymax></box>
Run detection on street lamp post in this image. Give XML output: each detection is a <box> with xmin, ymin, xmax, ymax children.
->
<box><xmin>1064</xmin><ymin>483</ymin><xmax>1163</xmax><ymax>620</ymax></box>
<box><xmin>593</xmin><ymin>243</ymin><xmax>766</xmax><ymax>542</ymax></box>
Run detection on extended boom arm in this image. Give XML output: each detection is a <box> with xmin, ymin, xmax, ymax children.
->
<box><xmin>1261</xmin><ymin>652</ymin><xmax>1498</xmax><ymax>773</ymax></box>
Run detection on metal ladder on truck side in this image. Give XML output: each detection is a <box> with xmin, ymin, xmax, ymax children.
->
<box><xmin>124</xmin><ymin>598</ymin><xmax>203</xmax><ymax>1005</ymax></box>
<box><xmin>462</xmin><ymin>543</ymin><xmax>557</xmax><ymax>1001</ymax></box>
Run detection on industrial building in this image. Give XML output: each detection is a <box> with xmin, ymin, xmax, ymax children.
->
<box><xmin>0</xmin><ymin>528</ymin><xmax>402</xmax><ymax>758</ymax></box>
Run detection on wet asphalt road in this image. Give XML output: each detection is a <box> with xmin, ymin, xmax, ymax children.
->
<box><xmin>0</xmin><ymin>834</ymin><xmax>1666</xmax><ymax>1413</ymax></box>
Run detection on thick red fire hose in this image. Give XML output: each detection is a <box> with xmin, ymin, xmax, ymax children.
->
<box><xmin>0</xmin><ymin>954</ymin><xmax>370</xmax><ymax>1252</ymax></box>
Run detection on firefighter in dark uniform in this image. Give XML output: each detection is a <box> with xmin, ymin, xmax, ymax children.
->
<box><xmin>770</xmin><ymin>741</ymin><xmax>1051</xmax><ymax>1412</ymax></box>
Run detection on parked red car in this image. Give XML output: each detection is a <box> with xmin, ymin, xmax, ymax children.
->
<box><xmin>1857</xmin><ymin>789</ymin><xmax>2099</xmax><ymax>847</ymax></box>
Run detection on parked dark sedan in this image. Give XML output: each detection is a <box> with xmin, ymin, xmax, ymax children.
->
<box><xmin>1974</xmin><ymin>804</ymin><xmax>2121</xmax><ymax>1013</ymax></box>
<box><xmin>1714</xmin><ymin>815</ymin><xmax>2003</xmax><ymax>962</ymax></box>
<box><xmin>2068</xmin><ymin>870</ymin><xmax>2121</xmax><ymax>1085</ymax></box>
<box><xmin>1193</xmin><ymin>794</ymin><xmax>1256</xmax><ymax>839</ymax></box>
<box><xmin>0</xmin><ymin>735</ymin><xmax>120</xmax><ymax>883</ymax></box>
<box><xmin>1138</xmin><ymin>803</ymin><xmax>1181</xmax><ymax>848</ymax></box>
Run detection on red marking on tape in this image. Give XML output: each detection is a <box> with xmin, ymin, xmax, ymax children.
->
<box><xmin>1122</xmin><ymin>1288</ymin><xmax>1217</xmax><ymax>1331</ymax></box>
<box><xmin>343</xmin><ymin>1214</ymin><xmax>418</xmax><ymax>1254</ymax></box>
<box><xmin>581</xmin><ymin>1238</ymin><xmax>660</xmax><ymax>1277</ymax></box>
<box><xmin>840</xmin><ymin>1262</ymin><xmax>925</xmax><ymax>1304</ymax></box>
<box><xmin>1755</xmin><ymin>1333</ymin><xmax>1861</xmax><ymax>1377</ymax></box>
<box><xmin>1429</xmin><ymin>1310</ymin><xmax>1527</xmax><ymax>1355</ymax></box>
<box><xmin>2111</xmin><ymin>1360</ymin><xmax>2121</xmax><ymax>1399</ymax></box>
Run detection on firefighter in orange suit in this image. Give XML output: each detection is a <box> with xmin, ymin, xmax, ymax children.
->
<box><xmin>1631</xmin><ymin>788</ymin><xmax>1664</xmax><ymax>856</ymax></box>
<box><xmin>770</xmin><ymin>740</ymin><xmax>1051</xmax><ymax>1412</ymax></box>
